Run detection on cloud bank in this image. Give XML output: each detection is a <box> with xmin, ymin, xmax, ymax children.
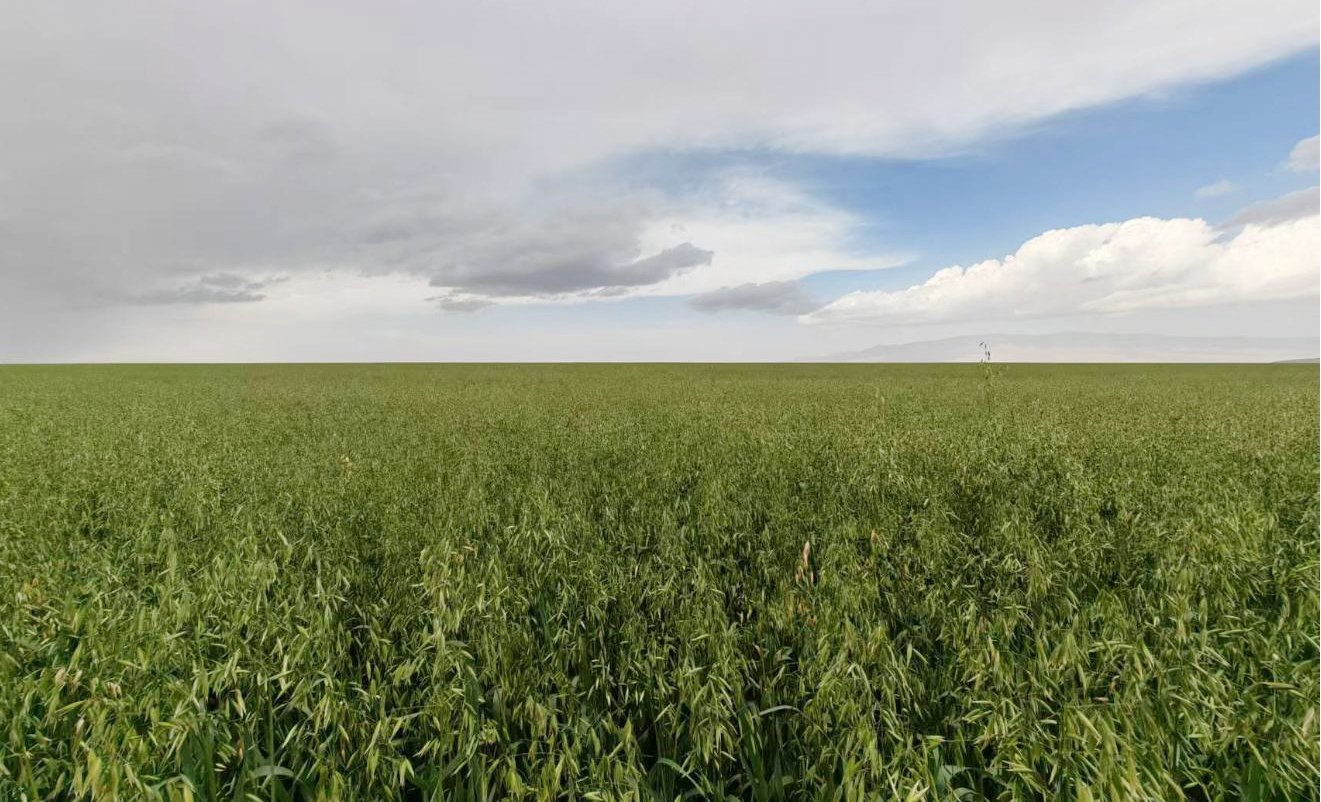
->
<box><xmin>804</xmin><ymin>199</ymin><xmax>1320</xmax><ymax>325</ymax></box>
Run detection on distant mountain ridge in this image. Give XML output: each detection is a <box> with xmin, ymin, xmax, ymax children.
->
<box><xmin>813</xmin><ymin>332</ymin><xmax>1319</xmax><ymax>363</ymax></box>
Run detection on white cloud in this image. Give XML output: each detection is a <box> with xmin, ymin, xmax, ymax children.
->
<box><xmin>1286</xmin><ymin>134</ymin><xmax>1320</xmax><ymax>172</ymax></box>
<box><xmin>1</xmin><ymin>0</ymin><xmax>1316</xmax><ymax>326</ymax></box>
<box><xmin>631</xmin><ymin>175</ymin><xmax>905</xmax><ymax>297</ymax></box>
<box><xmin>804</xmin><ymin>201</ymin><xmax>1320</xmax><ymax>326</ymax></box>
<box><xmin>1194</xmin><ymin>179</ymin><xmax>1236</xmax><ymax>198</ymax></box>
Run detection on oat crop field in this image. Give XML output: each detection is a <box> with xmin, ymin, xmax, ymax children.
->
<box><xmin>0</xmin><ymin>364</ymin><xmax>1316</xmax><ymax>801</ymax></box>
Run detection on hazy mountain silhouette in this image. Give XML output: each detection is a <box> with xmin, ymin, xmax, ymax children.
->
<box><xmin>814</xmin><ymin>332</ymin><xmax>1319</xmax><ymax>363</ymax></box>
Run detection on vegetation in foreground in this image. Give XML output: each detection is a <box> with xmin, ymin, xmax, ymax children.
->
<box><xmin>0</xmin><ymin>364</ymin><xmax>1316</xmax><ymax>801</ymax></box>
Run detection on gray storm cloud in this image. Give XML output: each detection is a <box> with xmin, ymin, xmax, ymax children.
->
<box><xmin>429</xmin><ymin>295</ymin><xmax>495</xmax><ymax>313</ymax></box>
<box><xmin>370</xmin><ymin>191</ymin><xmax>716</xmax><ymax>297</ymax></box>
<box><xmin>427</xmin><ymin>241</ymin><xmax>713</xmax><ymax>297</ymax></box>
<box><xmin>132</xmin><ymin>274</ymin><xmax>278</xmax><ymax>305</ymax></box>
<box><xmin>687</xmin><ymin>281</ymin><xmax>819</xmax><ymax>315</ymax></box>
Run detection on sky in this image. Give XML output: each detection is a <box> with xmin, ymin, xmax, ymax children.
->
<box><xmin>1</xmin><ymin>1</ymin><xmax>1318</xmax><ymax>362</ymax></box>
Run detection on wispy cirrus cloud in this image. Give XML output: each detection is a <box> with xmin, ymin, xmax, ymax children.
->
<box><xmin>1194</xmin><ymin>179</ymin><xmax>1236</xmax><ymax>198</ymax></box>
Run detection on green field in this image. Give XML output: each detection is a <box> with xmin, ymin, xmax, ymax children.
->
<box><xmin>1</xmin><ymin>364</ymin><xmax>1316</xmax><ymax>801</ymax></box>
